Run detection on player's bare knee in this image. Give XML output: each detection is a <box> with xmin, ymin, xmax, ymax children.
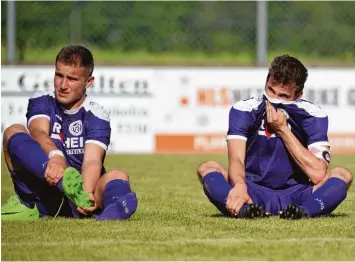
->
<box><xmin>197</xmin><ymin>160</ymin><xmax>223</xmax><ymax>178</ymax></box>
<box><xmin>104</xmin><ymin>169</ymin><xmax>129</xmax><ymax>183</ymax></box>
<box><xmin>329</xmin><ymin>167</ymin><xmax>353</xmax><ymax>185</ymax></box>
<box><xmin>3</xmin><ymin>124</ymin><xmax>28</xmax><ymax>147</ymax></box>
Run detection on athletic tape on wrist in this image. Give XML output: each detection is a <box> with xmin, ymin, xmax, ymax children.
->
<box><xmin>48</xmin><ymin>150</ymin><xmax>64</xmax><ymax>159</ymax></box>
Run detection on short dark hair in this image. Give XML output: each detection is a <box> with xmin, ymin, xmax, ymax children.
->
<box><xmin>267</xmin><ymin>54</ymin><xmax>308</xmax><ymax>94</ymax></box>
<box><xmin>55</xmin><ymin>45</ymin><xmax>94</xmax><ymax>77</ymax></box>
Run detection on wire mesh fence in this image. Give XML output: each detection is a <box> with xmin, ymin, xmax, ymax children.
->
<box><xmin>1</xmin><ymin>1</ymin><xmax>355</xmax><ymax>65</ymax></box>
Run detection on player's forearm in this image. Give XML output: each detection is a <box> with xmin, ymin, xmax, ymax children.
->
<box><xmin>30</xmin><ymin>129</ymin><xmax>61</xmax><ymax>157</ymax></box>
<box><xmin>81</xmin><ymin>160</ymin><xmax>102</xmax><ymax>193</ymax></box>
<box><xmin>228</xmin><ymin>159</ymin><xmax>246</xmax><ymax>186</ymax></box>
<box><xmin>278</xmin><ymin>127</ymin><xmax>327</xmax><ymax>184</ymax></box>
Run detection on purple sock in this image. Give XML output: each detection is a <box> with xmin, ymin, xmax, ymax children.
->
<box><xmin>301</xmin><ymin>177</ymin><xmax>347</xmax><ymax>217</ymax></box>
<box><xmin>102</xmin><ymin>179</ymin><xmax>131</xmax><ymax>209</ymax></box>
<box><xmin>8</xmin><ymin>132</ymin><xmax>64</xmax><ymax>192</ymax></box>
<box><xmin>202</xmin><ymin>172</ymin><xmax>232</xmax><ymax>215</ymax></box>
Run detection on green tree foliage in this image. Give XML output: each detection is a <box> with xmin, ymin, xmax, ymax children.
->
<box><xmin>1</xmin><ymin>1</ymin><xmax>354</xmax><ymax>62</ymax></box>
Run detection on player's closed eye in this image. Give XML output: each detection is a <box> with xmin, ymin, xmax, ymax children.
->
<box><xmin>268</xmin><ymin>86</ymin><xmax>275</xmax><ymax>94</ymax></box>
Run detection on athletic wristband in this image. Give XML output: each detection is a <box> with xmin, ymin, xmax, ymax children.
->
<box><xmin>48</xmin><ymin>150</ymin><xmax>65</xmax><ymax>159</ymax></box>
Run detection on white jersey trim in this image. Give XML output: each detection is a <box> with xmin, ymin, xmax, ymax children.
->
<box><xmin>308</xmin><ymin>141</ymin><xmax>330</xmax><ymax>149</ymax></box>
<box><xmin>85</xmin><ymin>140</ymin><xmax>108</xmax><ymax>151</ymax></box>
<box><xmin>50</xmin><ymin>134</ymin><xmax>61</xmax><ymax>140</ymax></box>
<box><xmin>295</xmin><ymin>100</ymin><xmax>327</xmax><ymax>118</ymax></box>
<box><xmin>226</xmin><ymin>135</ymin><xmax>247</xmax><ymax>141</ymax></box>
<box><xmin>27</xmin><ymin>114</ymin><xmax>50</xmax><ymax>128</ymax></box>
<box><xmin>232</xmin><ymin>97</ymin><xmax>263</xmax><ymax>112</ymax></box>
<box><xmin>30</xmin><ymin>91</ymin><xmax>55</xmax><ymax>99</ymax></box>
<box><xmin>83</xmin><ymin>100</ymin><xmax>110</xmax><ymax>122</ymax></box>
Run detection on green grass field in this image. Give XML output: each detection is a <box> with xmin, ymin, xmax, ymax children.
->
<box><xmin>1</xmin><ymin>154</ymin><xmax>355</xmax><ymax>260</ymax></box>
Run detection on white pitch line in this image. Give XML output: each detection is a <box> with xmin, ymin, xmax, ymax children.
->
<box><xmin>2</xmin><ymin>237</ymin><xmax>355</xmax><ymax>247</ymax></box>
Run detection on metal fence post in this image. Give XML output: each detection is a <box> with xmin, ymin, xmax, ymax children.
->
<box><xmin>256</xmin><ymin>0</ymin><xmax>268</xmax><ymax>66</ymax></box>
<box><xmin>7</xmin><ymin>0</ymin><xmax>16</xmax><ymax>65</ymax></box>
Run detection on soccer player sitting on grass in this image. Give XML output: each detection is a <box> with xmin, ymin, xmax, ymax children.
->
<box><xmin>1</xmin><ymin>45</ymin><xmax>138</xmax><ymax>221</ymax></box>
<box><xmin>197</xmin><ymin>55</ymin><xmax>352</xmax><ymax>219</ymax></box>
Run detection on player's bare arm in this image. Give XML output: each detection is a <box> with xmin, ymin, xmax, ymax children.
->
<box><xmin>29</xmin><ymin>118</ymin><xmax>59</xmax><ymax>156</ymax></box>
<box><xmin>78</xmin><ymin>143</ymin><xmax>106</xmax><ymax>214</ymax></box>
<box><xmin>29</xmin><ymin>117</ymin><xmax>67</xmax><ymax>185</ymax></box>
<box><xmin>226</xmin><ymin>139</ymin><xmax>253</xmax><ymax>216</ymax></box>
<box><xmin>266</xmin><ymin>101</ymin><xmax>327</xmax><ymax>184</ymax></box>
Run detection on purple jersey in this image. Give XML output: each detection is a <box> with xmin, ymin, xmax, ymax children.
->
<box><xmin>227</xmin><ymin>94</ymin><xmax>329</xmax><ymax>189</ymax></box>
<box><xmin>26</xmin><ymin>91</ymin><xmax>111</xmax><ymax>174</ymax></box>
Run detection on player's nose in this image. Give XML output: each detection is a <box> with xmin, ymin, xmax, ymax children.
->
<box><xmin>59</xmin><ymin>78</ymin><xmax>69</xmax><ymax>90</ymax></box>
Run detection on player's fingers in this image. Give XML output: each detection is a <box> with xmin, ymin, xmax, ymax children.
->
<box><xmin>76</xmin><ymin>207</ymin><xmax>88</xmax><ymax>216</ymax></box>
<box><xmin>226</xmin><ymin>191</ymin><xmax>234</xmax><ymax>208</ymax></box>
<box><xmin>49</xmin><ymin>168</ymin><xmax>60</xmax><ymax>185</ymax></box>
<box><xmin>44</xmin><ymin>168</ymin><xmax>53</xmax><ymax>184</ymax></box>
<box><xmin>226</xmin><ymin>195</ymin><xmax>236</xmax><ymax>212</ymax></box>
<box><xmin>229</xmin><ymin>197</ymin><xmax>242</xmax><ymax>213</ymax></box>
<box><xmin>47</xmin><ymin>167</ymin><xmax>57</xmax><ymax>185</ymax></box>
<box><xmin>83</xmin><ymin>205</ymin><xmax>97</xmax><ymax>213</ymax></box>
<box><xmin>247</xmin><ymin>196</ymin><xmax>253</xmax><ymax>204</ymax></box>
<box><xmin>88</xmin><ymin>193</ymin><xmax>95</xmax><ymax>202</ymax></box>
<box><xmin>232</xmin><ymin>200</ymin><xmax>245</xmax><ymax>216</ymax></box>
<box><xmin>54</xmin><ymin>168</ymin><xmax>64</xmax><ymax>183</ymax></box>
<box><xmin>266</xmin><ymin>101</ymin><xmax>271</xmax><ymax>122</ymax></box>
<box><xmin>269</xmin><ymin>103</ymin><xmax>276</xmax><ymax>121</ymax></box>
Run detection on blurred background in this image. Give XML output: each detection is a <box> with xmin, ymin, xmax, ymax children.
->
<box><xmin>1</xmin><ymin>1</ymin><xmax>355</xmax><ymax>155</ymax></box>
<box><xmin>2</xmin><ymin>1</ymin><xmax>355</xmax><ymax>66</ymax></box>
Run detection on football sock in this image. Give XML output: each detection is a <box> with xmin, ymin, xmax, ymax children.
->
<box><xmin>202</xmin><ymin>171</ymin><xmax>232</xmax><ymax>214</ymax></box>
<box><xmin>102</xmin><ymin>179</ymin><xmax>132</xmax><ymax>209</ymax></box>
<box><xmin>300</xmin><ymin>177</ymin><xmax>347</xmax><ymax>217</ymax></box>
<box><xmin>8</xmin><ymin>132</ymin><xmax>64</xmax><ymax>191</ymax></box>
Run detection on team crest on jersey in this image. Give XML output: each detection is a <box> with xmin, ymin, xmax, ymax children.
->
<box><xmin>69</xmin><ymin>120</ymin><xmax>83</xmax><ymax>136</ymax></box>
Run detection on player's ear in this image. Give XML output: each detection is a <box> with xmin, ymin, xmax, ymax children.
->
<box><xmin>85</xmin><ymin>76</ymin><xmax>95</xmax><ymax>89</ymax></box>
<box><xmin>295</xmin><ymin>91</ymin><xmax>303</xmax><ymax>100</ymax></box>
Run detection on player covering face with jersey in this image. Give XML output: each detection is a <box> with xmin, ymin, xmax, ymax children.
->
<box><xmin>197</xmin><ymin>54</ymin><xmax>352</xmax><ymax>219</ymax></box>
<box><xmin>2</xmin><ymin>45</ymin><xmax>138</xmax><ymax>221</ymax></box>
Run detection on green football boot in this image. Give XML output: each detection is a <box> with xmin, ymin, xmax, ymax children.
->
<box><xmin>1</xmin><ymin>194</ymin><xmax>40</xmax><ymax>221</ymax></box>
<box><xmin>62</xmin><ymin>167</ymin><xmax>92</xmax><ymax>208</ymax></box>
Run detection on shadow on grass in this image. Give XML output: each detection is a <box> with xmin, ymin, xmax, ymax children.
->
<box><xmin>316</xmin><ymin>213</ymin><xmax>349</xmax><ymax>218</ymax></box>
<box><xmin>207</xmin><ymin>212</ymin><xmax>349</xmax><ymax>219</ymax></box>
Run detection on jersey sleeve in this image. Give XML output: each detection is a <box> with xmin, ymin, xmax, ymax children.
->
<box><xmin>26</xmin><ymin>91</ymin><xmax>52</xmax><ymax>128</ymax></box>
<box><xmin>303</xmin><ymin>109</ymin><xmax>330</xmax><ymax>148</ymax></box>
<box><xmin>85</xmin><ymin>104</ymin><xmax>111</xmax><ymax>151</ymax></box>
<box><xmin>303</xmin><ymin>107</ymin><xmax>331</xmax><ymax>164</ymax></box>
<box><xmin>226</xmin><ymin>100</ymin><xmax>255</xmax><ymax>141</ymax></box>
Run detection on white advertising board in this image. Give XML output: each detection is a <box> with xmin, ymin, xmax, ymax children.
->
<box><xmin>154</xmin><ymin>68</ymin><xmax>355</xmax><ymax>134</ymax></box>
<box><xmin>1</xmin><ymin>66</ymin><xmax>157</xmax><ymax>153</ymax></box>
<box><xmin>2</xmin><ymin>66</ymin><xmax>355</xmax><ymax>154</ymax></box>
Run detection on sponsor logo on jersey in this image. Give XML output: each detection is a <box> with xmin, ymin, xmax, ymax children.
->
<box><xmin>51</xmin><ymin>121</ymin><xmax>84</xmax><ymax>155</ymax></box>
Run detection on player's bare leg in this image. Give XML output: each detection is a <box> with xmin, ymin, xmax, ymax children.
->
<box><xmin>197</xmin><ymin>160</ymin><xmax>229</xmax><ymax>182</ymax></box>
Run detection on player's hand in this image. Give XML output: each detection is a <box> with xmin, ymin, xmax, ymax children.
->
<box><xmin>266</xmin><ymin>100</ymin><xmax>287</xmax><ymax>133</ymax></box>
<box><xmin>76</xmin><ymin>192</ymin><xmax>98</xmax><ymax>216</ymax></box>
<box><xmin>226</xmin><ymin>182</ymin><xmax>253</xmax><ymax>216</ymax></box>
<box><xmin>44</xmin><ymin>155</ymin><xmax>66</xmax><ymax>185</ymax></box>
